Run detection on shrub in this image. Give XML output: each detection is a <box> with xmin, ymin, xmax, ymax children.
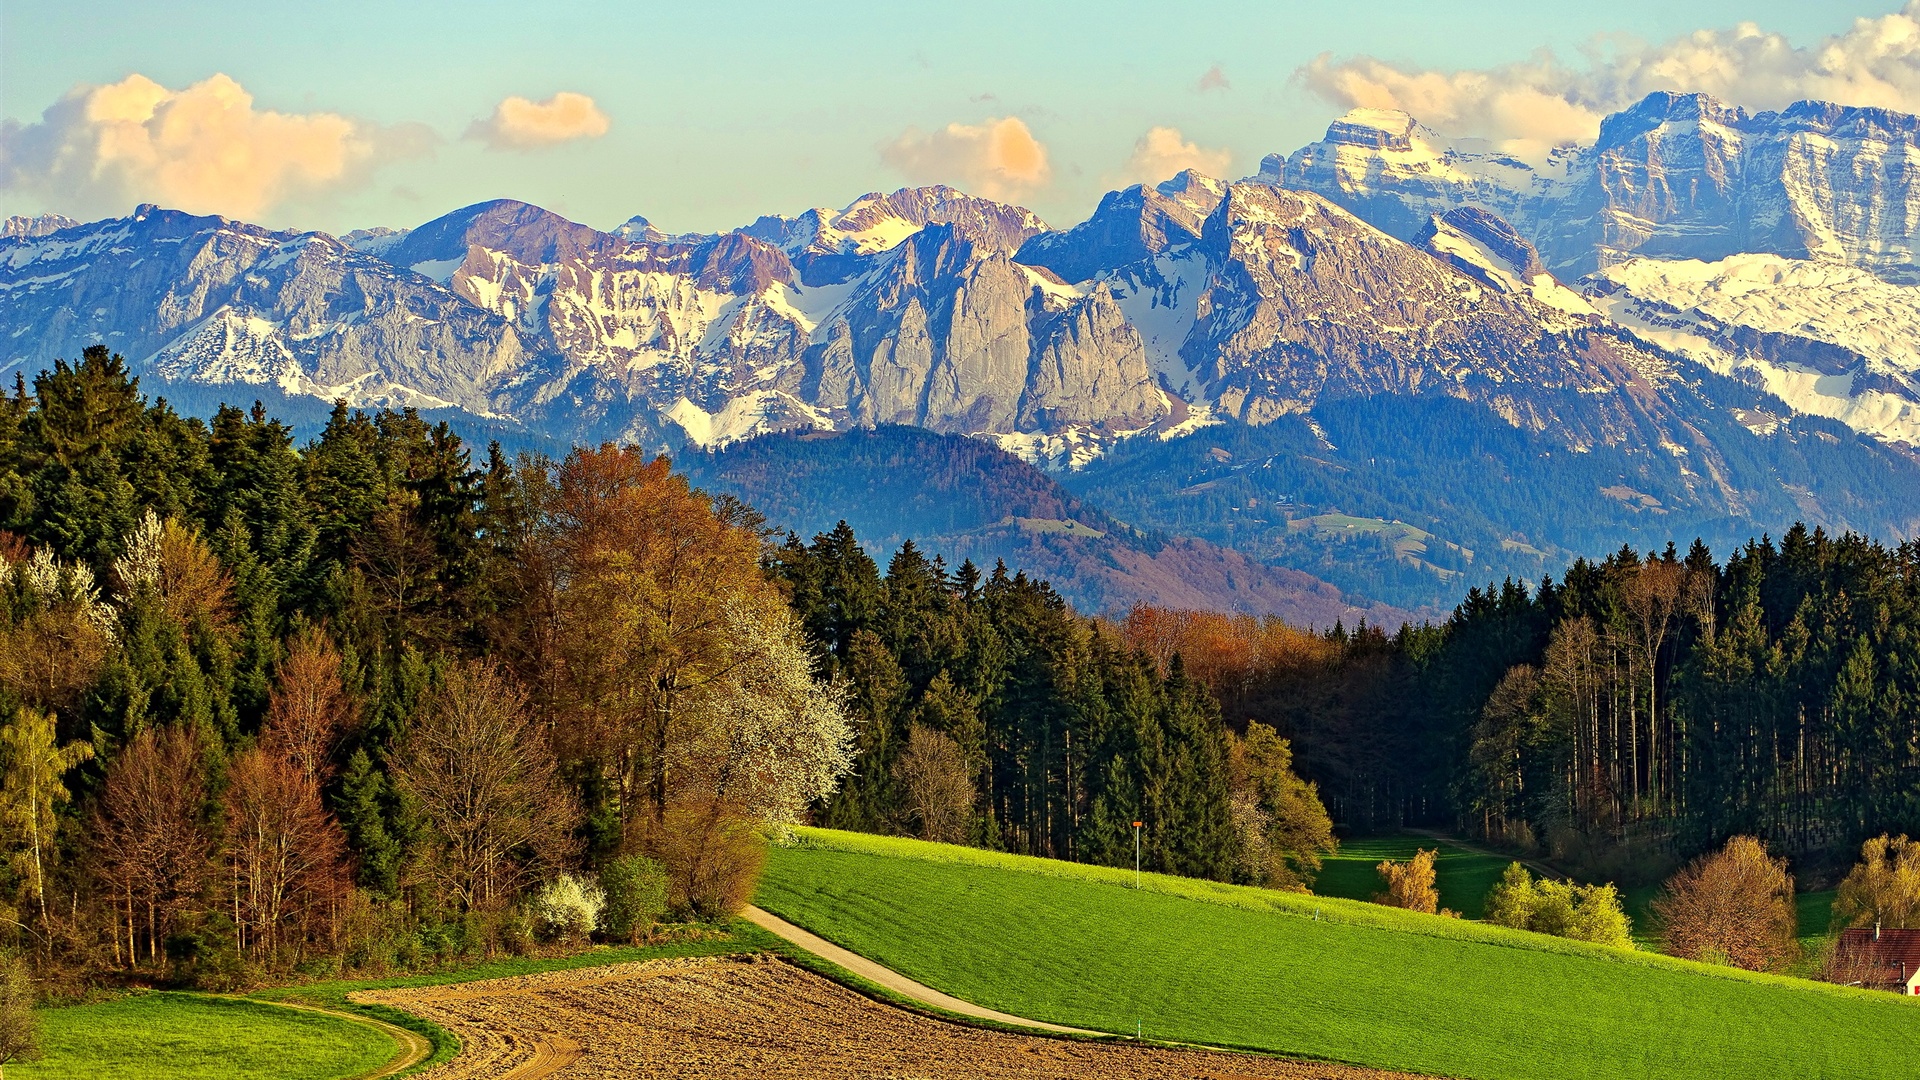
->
<box><xmin>1653</xmin><ymin>835</ymin><xmax>1798</xmax><ymax>971</ymax></box>
<box><xmin>1485</xmin><ymin>863</ymin><xmax>1633</xmax><ymax>948</ymax></box>
<box><xmin>0</xmin><ymin>956</ymin><xmax>37</xmax><ymax>1073</ymax></box>
<box><xmin>1375</xmin><ymin>849</ymin><xmax>1455</xmax><ymax>916</ymax></box>
<box><xmin>600</xmin><ymin>855</ymin><xmax>670</xmax><ymax>943</ymax></box>
<box><xmin>531</xmin><ymin>874</ymin><xmax>606</xmax><ymax>942</ymax></box>
<box><xmin>653</xmin><ymin>800</ymin><xmax>767</xmax><ymax>920</ymax></box>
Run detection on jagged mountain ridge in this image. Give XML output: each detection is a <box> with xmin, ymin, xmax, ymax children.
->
<box><xmin>1268</xmin><ymin>91</ymin><xmax>1920</xmax><ymax>281</ymax></box>
<box><xmin>7</xmin><ymin>96</ymin><xmax>1920</xmax><ymax>610</ymax></box>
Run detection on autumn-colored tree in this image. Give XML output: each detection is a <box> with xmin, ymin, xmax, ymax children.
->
<box><xmin>543</xmin><ymin>446</ymin><xmax>773</xmax><ymax>827</ymax></box>
<box><xmin>392</xmin><ymin>661</ymin><xmax>578</xmax><ymax>912</ymax></box>
<box><xmin>1653</xmin><ymin>835</ymin><xmax>1799</xmax><ymax>970</ymax></box>
<box><xmin>1227</xmin><ymin>722</ymin><xmax>1336</xmax><ymax>889</ymax></box>
<box><xmin>1834</xmin><ymin>834</ymin><xmax>1920</xmax><ymax>930</ymax></box>
<box><xmin>0</xmin><ymin>550</ymin><xmax>114</xmax><ymax>721</ymax></box>
<box><xmin>111</xmin><ymin>512</ymin><xmax>234</xmax><ymax>638</ymax></box>
<box><xmin>0</xmin><ymin>708</ymin><xmax>93</xmax><ymax>933</ymax></box>
<box><xmin>891</xmin><ymin>724</ymin><xmax>973</xmax><ymax>844</ymax></box>
<box><xmin>0</xmin><ymin>956</ymin><xmax>36</xmax><ymax>1078</ymax></box>
<box><xmin>223</xmin><ymin>747</ymin><xmax>348</xmax><ymax>962</ymax></box>
<box><xmin>1375</xmin><ymin>849</ymin><xmax>1444</xmax><ymax>915</ymax></box>
<box><xmin>259</xmin><ymin>627</ymin><xmax>357</xmax><ymax>784</ymax></box>
<box><xmin>92</xmin><ymin>726</ymin><xmax>213</xmax><ymax>967</ymax></box>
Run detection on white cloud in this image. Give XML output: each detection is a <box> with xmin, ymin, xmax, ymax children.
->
<box><xmin>466</xmin><ymin>92</ymin><xmax>610</xmax><ymax>151</ymax></box>
<box><xmin>1120</xmin><ymin>127</ymin><xmax>1232</xmax><ymax>185</ymax></box>
<box><xmin>0</xmin><ymin>73</ymin><xmax>430</xmax><ymax>222</ymax></box>
<box><xmin>1196</xmin><ymin>64</ymin><xmax>1232</xmax><ymax>93</ymax></box>
<box><xmin>1297</xmin><ymin>3</ymin><xmax>1920</xmax><ymax>159</ymax></box>
<box><xmin>880</xmin><ymin>116</ymin><xmax>1050</xmax><ymax>201</ymax></box>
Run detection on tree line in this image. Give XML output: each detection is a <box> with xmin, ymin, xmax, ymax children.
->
<box><xmin>0</xmin><ymin>348</ymin><xmax>854</xmax><ymax>987</ymax></box>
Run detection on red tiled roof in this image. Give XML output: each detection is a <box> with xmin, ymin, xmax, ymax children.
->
<box><xmin>1838</xmin><ymin>928</ymin><xmax>1920</xmax><ymax>970</ymax></box>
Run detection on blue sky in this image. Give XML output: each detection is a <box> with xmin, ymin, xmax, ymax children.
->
<box><xmin>0</xmin><ymin>1</ymin><xmax>1897</xmax><ymax>235</ymax></box>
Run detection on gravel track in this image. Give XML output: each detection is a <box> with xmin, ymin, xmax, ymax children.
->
<box><xmin>356</xmin><ymin>954</ymin><xmax>1432</xmax><ymax>1079</ymax></box>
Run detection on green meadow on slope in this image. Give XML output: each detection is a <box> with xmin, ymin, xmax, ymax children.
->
<box><xmin>757</xmin><ymin>828</ymin><xmax>1920</xmax><ymax>1080</ymax></box>
<box><xmin>1311</xmin><ymin>834</ymin><xmax>1509</xmax><ymax>918</ymax></box>
<box><xmin>14</xmin><ymin>993</ymin><xmax>394</xmax><ymax>1080</ymax></box>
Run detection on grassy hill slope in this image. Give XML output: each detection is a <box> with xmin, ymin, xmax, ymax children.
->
<box><xmin>757</xmin><ymin>828</ymin><xmax>1920</xmax><ymax>1080</ymax></box>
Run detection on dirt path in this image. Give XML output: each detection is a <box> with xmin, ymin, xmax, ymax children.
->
<box><xmin>226</xmin><ymin>995</ymin><xmax>433</xmax><ymax>1080</ymax></box>
<box><xmin>1404</xmin><ymin>828</ymin><xmax>1557</xmax><ymax>879</ymax></box>
<box><xmin>743</xmin><ymin>904</ymin><xmax>1103</xmax><ymax>1035</ymax></box>
<box><xmin>359</xmin><ymin>953</ymin><xmax>1433</xmax><ymax>1079</ymax></box>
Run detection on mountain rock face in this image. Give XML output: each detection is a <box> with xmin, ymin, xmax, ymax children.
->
<box><xmin>0</xmin><ymin>205</ymin><xmax>523</xmax><ymax>412</ymax></box>
<box><xmin>1</xmin><ymin>214</ymin><xmax>81</xmax><ymax>240</ymax></box>
<box><xmin>1015</xmin><ymin>170</ymin><xmax>1225</xmax><ymax>285</ymax></box>
<box><xmin>1271</xmin><ymin>92</ymin><xmax>1920</xmax><ymax>281</ymax></box>
<box><xmin>9</xmin><ymin>116</ymin><xmax>1920</xmax><ymax>612</ymax></box>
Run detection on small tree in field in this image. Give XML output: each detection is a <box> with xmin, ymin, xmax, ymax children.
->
<box><xmin>0</xmin><ymin>956</ymin><xmax>39</xmax><ymax>1077</ymax></box>
<box><xmin>1834</xmin><ymin>834</ymin><xmax>1920</xmax><ymax>929</ymax></box>
<box><xmin>1653</xmin><ymin>835</ymin><xmax>1798</xmax><ymax>971</ymax></box>
<box><xmin>1375</xmin><ymin>849</ymin><xmax>1449</xmax><ymax>915</ymax></box>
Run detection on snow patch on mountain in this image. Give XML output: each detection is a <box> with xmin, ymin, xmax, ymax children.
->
<box><xmin>1586</xmin><ymin>253</ymin><xmax>1920</xmax><ymax>445</ymax></box>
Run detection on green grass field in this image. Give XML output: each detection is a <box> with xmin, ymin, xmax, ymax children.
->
<box><xmin>14</xmin><ymin>992</ymin><xmax>395</xmax><ymax>1080</ymax></box>
<box><xmin>757</xmin><ymin>827</ymin><xmax>1920</xmax><ymax>1080</ymax></box>
<box><xmin>22</xmin><ymin>933</ymin><xmax>756</xmax><ymax>1080</ymax></box>
<box><xmin>1313</xmin><ymin>833</ymin><xmax>1511</xmax><ymax>918</ymax></box>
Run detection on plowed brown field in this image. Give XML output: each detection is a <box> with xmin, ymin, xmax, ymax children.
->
<box><xmin>355</xmin><ymin>954</ymin><xmax>1431</xmax><ymax>1080</ymax></box>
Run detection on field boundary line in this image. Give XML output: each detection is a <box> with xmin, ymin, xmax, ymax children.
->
<box><xmin>743</xmin><ymin>904</ymin><xmax>1106</xmax><ymax>1036</ymax></box>
<box><xmin>212</xmin><ymin>993</ymin><xmax>432</xmax><ymax>1079</ymax></box>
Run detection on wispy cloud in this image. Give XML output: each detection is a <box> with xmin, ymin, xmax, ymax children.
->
<box><xmin>1120</xmin><ymin>127</ymin><xmax>1232</xmax><ymax>185</ymax></box>
<box><xmin>1196</xmin><ymin>64</ymin><xmax>1232</xmax><ymax>93</ymax></box>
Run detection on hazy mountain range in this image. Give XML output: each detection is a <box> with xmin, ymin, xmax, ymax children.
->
<box><xmin>6</xmin><ymin>89</ymin><xmax>1920</xmax><ymax>614</ymax></box>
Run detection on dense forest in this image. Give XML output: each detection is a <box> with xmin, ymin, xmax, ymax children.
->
<box><xmin>3</xmin><ymin>347</ymin><xmax>1918</xmax><ymax>993</ymax></box>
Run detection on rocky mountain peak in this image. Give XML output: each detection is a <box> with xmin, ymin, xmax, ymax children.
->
<box><xmin>1596</xmin><ymin>91</ymin><xmax>1748</xmax><ymax>149</ymax></box>
<box><xmin>1014</xmin><ymin>171</ymin><xmax>1224</xmax><ymax>285</ymax></box>
<box><xmin>0</xmin><ymin>214</ymin><xmax>81</xmax><ymax>241</ymax></box>
<box><xmin>1416</xmin><ymin>206</ymin><xmax>1547</xmax><ymax>281</ymax></box>
<box><xmin>1323</xmin><ymin>107</ymin><xmax>1424</xmax><ymax>150</ymax></box>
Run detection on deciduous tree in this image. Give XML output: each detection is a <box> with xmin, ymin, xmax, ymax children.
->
<box><xmin>392</xmin><ymin>662</ymin><xmax>577</xmax><ymax>912</ymax></box>
<box><xmin>223</xmin><ymin>747</ymin><xmax>348</xmax><ymax>962</ymax></box>
<box><xmin>1834</xmin><ymin>834</ymin><xmax>1920</xmax><ymax>930</ymax></box>
<box><xmin>1654</xmin><ymin>835</ymin><xmax>1798</xmax><ymax>970</ymax></box>
<box><xmin>0</xmin><ymin>708</ymin><xmax>92</xmax><ymax>932</ymax></box>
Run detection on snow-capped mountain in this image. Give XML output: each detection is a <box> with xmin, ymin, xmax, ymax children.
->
<box><xmin>7</xmin><ymin>128</ymin><xmax>1920</xmax><ymax>614</ymax></box>
<box><xmin>1271</xmin><ymin>91</ymin><xmax>1920</xmax><ymax>282</ymax></box>
<box><xmin>0</xmin><ymin>205</ymin><xmax>520</xmax><ymax>413</ymax></box>
<box><xmin>1585</xmin><ymin>254</ymin><xmax>1920</xmax><ymax>447</ymax></box>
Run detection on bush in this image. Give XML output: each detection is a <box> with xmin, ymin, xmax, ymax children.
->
<box><xmin>1375</xmin><ymin>849</ymin><xmax>1454</xmax><ymax>916</ymax></box>
<box><xmin>600</xmin><ymin>855</ymin><xmax>670</xmax><ymax>943</ymax></box>
<box><xmin>1653</xmin><ymin>835</ymin><xmax>1798</xmax><ymax>971</ymax></box>
<box><xmin>1485</xmin><ymin>863</ymin><xmax>1633</xmax><ymax>948</ymax></box>
<box><xmin>653</xmin><ymin>800</ymin><xmax>767</xmax><ymax>920</ymax></box>
<box><xmin>531</xmin><ymin>874</ymin><xmax>606</xmax><ymax>942</ymax></box>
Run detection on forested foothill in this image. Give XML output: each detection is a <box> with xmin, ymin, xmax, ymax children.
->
<box><xmin>0</xmin><ymin>347</ymin><xmax>1913</xmax><ymax>1001</ymax></box>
